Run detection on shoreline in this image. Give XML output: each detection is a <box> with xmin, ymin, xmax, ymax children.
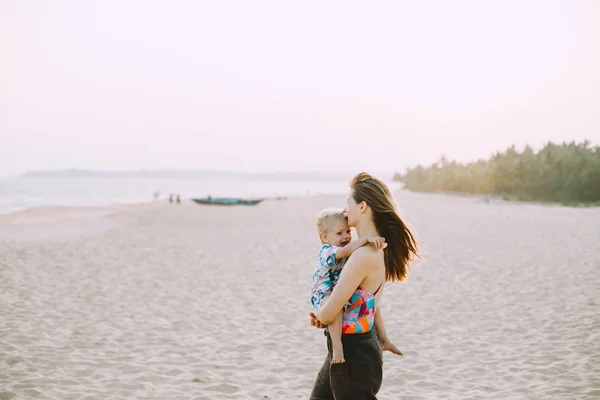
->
<box><xmin>0</xmin><ymin>196</ymin><xmax>288</xmax><ymax>218</ymax></box>
<box><xmin>0</xmin><ymin>176</ymin><xmax>404</xmax><ymax>217</ymax></box>
<box><xmin>2</xmin><ymin>185</ymin><xmax>597</xmax><ymax>221</ymax></box>
<box><xmin>0</xmin><ymin>193</ymin><xmax>346</xmax><ymax>217</ymax></box>
<box><xmin>0</xmin><ymin>201</ymin><xmax>157</xmax><ymax>219</ymax></box>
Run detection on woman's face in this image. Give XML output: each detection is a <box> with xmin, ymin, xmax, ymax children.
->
<box><xmin>345</xmin><ymin>189</ymin><xmax>361</xmax><ymax>227</ymax></box>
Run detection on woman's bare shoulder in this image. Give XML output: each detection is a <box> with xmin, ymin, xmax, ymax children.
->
<box><xmin>348</xmin><ymin>245</ymin><xmax>381</xmax><ymax>264</ymax></box>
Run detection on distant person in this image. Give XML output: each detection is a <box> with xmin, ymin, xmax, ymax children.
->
<box><xmin>309</xmin><ymin>172</ymin><xmax>420</xmax><ymax>399</ymax></box>
<box><xmin>169</xmin><ymin>194</ymin><xmax>173</xmax><ymax>204</ymax></box>
<box><xmin>311</xmin><ymin>208</ymin><xmax>400</xmax><ymax>365</ymax></box>
<box><xmin>176</xmin><ymin>194</ymin><xmax>181</xmax><ymax>204</ymax></box>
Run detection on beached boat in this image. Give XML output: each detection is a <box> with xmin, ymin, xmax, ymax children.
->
<box><xmin>191</xmin><ymin>197</ymin><xmax>265</xmax><ymax>206</ymax></box>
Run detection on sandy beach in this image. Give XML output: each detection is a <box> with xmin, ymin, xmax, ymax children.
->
<box><xmin>1</xmin><ymin>191</ymin><xmax>599</xmax><ymax>399</ymax></box>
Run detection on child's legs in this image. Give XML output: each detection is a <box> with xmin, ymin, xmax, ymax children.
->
<box><xmin>320</xmin><ymin>295</ymin><xmax>344</xmax><ymax>359</ymax></box>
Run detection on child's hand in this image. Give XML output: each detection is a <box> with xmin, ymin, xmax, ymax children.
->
<box><xmin>367</xmin><ymin>236</ymin><xmax>387</xmax><ymax>251</ymax></box>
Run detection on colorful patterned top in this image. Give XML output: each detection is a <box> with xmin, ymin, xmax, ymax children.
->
<box><xmin>310</xmin><ymin>244</ymin><xmax>346</xmax><ymax>310</ymax></box>
<box><xmin>342</xmin><ymin>282</ymin><xmax>383</xmax><ymax>334</ymax></box>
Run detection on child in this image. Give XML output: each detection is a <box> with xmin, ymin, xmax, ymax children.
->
<box><xmin>311</xmin><ymin>208</ymin><xmax>402</xmax><ymax>364</ymax></box>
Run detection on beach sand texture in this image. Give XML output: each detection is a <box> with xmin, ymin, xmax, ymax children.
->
<box><xmin>1</xmin><ymin>191</ymin><xmax>599</xmax><ymax>399</ymax></box>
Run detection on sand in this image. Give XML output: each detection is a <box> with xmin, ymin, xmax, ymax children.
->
<box><xmin>1</xmin><ymin>191</ymin><xmax>599</xmax><ymax>399</ymax></box>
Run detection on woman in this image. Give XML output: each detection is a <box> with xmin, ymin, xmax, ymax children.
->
<box><xmin>309</xmin><ymin>172</ymin><xmax>420</xmax><ymax>399</ymax></box>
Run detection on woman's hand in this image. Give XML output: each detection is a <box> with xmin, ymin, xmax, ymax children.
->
<box><xmin>309</xmin><ymin>312</ymin><xmax>326</xmax><ymax>329</ymax></box>
<box><xmin>367</xmin><ymin>236</ymin><xmax>387</xmax><ymax>251</ymax></box>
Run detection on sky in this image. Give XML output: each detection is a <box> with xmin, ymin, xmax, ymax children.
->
<box><xmin>1</xmin><ymin>0</ymin><xmax>599</xmax><ymax>177</ymax></box>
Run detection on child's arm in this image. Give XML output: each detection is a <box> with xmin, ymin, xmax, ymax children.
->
<box><xmin>335</xmin><ymin>238</ymin><xmax>368</xmax><ymax>259</ymax></box>
<box><xmin>336</xmin><ymin>236</ymin><xmax>386</xmax><ymax>259</ymax></box>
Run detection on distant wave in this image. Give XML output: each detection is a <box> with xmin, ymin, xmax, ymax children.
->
<box><xmin>20</xmin><ymin>169</ymin><xmax>365</xmax><ymax>181</ymax></box>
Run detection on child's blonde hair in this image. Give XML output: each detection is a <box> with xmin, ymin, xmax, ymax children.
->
<box><xmin>316</xmin><ymin>208</ymin><xmax>347</xmax><ymax>243</ymax></box>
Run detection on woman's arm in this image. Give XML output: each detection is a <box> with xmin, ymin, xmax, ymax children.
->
<box><xmin>316</xmin><ymin>248</ymin><xmax>374</xmax><ymax>325</ymax></box>
<box><xmin>373</xmin><ymin>306</ymin><xmax>390</xmax><ymax>343</ymax></box>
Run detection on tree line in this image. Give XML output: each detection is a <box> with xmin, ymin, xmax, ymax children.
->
<box><xmin>394</xmin><ymin>140</ymin><xmax>600</xmax><ymax>204</ymax></box>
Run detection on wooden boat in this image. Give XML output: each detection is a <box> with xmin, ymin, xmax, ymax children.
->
<box><xmin>191</xmin><ymin>197</ymin><xmax>265</xmax><ymax>206</ymax></box>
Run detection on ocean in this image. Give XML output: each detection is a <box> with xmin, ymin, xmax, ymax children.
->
<box><xmin>0</xmin><ymin>175</ymin><xmax>401</xmax><ymax>214</ymax></box>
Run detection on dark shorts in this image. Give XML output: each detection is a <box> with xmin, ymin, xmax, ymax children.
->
<box><xmin>310</xmin><ymin>329</ymin><xmax>383</xmax><ymax>400</ymax></box>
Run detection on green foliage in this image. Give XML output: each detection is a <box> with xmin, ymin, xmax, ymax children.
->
<box><xmin>396</xmin><ymin>141</ymin><xmax>600</xmax><ymax>204</ymax></box>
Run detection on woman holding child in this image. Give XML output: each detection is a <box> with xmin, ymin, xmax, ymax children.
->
<box><xmin>309</xmin><ymin>172</ymin><xmax>420</xmax><ymax>399</ymax></box>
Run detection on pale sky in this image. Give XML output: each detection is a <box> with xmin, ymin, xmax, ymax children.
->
<box><xmin>1</xmin><ymin>0</ymin><xmax>599</xmax><ymax>177</ymax></box>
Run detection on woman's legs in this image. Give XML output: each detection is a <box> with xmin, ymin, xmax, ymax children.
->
<box><xmin>309</xmin><ymin>351</ymin><xmax>334</xmax><ymax>400</ymax></box>
<box><xmin>330</xmin><ymin>362</ymin><xmax>382</xmax><ymax>399</ymax></box>
<box><xmin>310</xmin><ymin>330</ymin><xmax>383</xmax><ymax>400</ymax></box>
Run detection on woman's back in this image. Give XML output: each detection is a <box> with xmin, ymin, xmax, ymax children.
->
<box><xmin>352</xmin><ymin>246</ymin><xmax>386</xmax><ymax>295</ymax></box>
<box><xmin>341</xmin><ymin>246</ymin><xmax>386</xmax><ymax>334</ymax></box>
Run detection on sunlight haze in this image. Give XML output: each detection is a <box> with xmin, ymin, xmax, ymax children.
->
<box><xmin>1</xmin><ymin>0</ymin><xmax>599</xmax><ymax>177</ymax></box>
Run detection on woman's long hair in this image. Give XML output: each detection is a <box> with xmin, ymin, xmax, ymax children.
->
<box><xmin>350</xmin><ymin>172</ymin><xmax>420</xmax><ymax>282</ymax></box>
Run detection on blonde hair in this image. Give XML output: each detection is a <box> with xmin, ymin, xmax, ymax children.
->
<box><xmin>316</xmin><ymin>208</ymin><xmax>347</xmax><ymax>243</ymax></box>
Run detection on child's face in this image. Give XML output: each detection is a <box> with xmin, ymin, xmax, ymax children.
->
<box><xmin>323</xmin><ymin>221</ymin><xmax>352</xmax><ymax>247</ymax></box>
